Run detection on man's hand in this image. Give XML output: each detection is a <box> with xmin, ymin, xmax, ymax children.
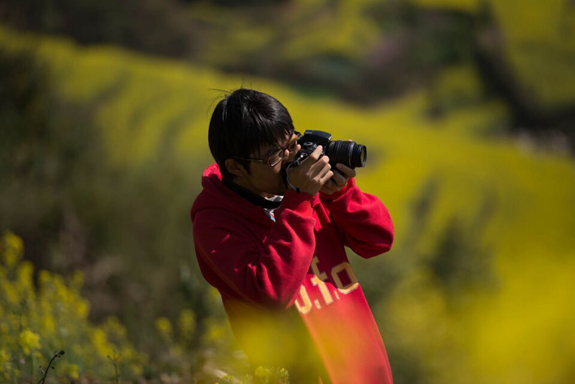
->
<box><xmin>287</xmin><ymin>146</ymin><xmax>334</xmax><ymax>195</ymax></box>
<box><xmin>320</xmin><ymin>163</ymin><xmax>356</xmax><ymax>195</ymax></box>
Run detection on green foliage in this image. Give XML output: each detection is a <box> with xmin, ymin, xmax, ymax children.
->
<box><xmin>0</xmin><ymin>0</ymin><xmax>198</xmax><ymax>58</ymax></box>
<box><xmin>0</xmin><ymin>231</ymin><xmax>146</xmax><ymax>382</ymax></box>
<box><xmin>0</xmin><ymin>28</ymin><xmax>214</xmax><ymax>373</ymax></box>
<box><xmin>489</xmin><ymin>0</ymin><xmax>575</xmax><ymax>110</ymax></box>
<box><xmin>213</xmin><ymin>365</ymin><xmax>289</xmax><ymax>384</ymax></box>
<box><xmin>3</xmin><ymin>0</ymin><xmax>575</xmax><ymax>118</ymax></box>
<box><xmin>0</xmin><ymin>233</ymin><xmax>285</xmax><ymax>383</ymax></box>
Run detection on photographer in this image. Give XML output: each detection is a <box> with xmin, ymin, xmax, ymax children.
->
<box><xmin>190</xmin><ymin>88</ymin><xmax>394</xmax><ymax>383</ymax></box>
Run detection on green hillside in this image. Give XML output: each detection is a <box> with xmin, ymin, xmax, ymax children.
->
<box><xmin>411</xmin><ymin>0</ymin><xmax>575</xmax><ymax>110</ymax></box>
<box><xmin>1</xmin><ymin>25</ymin><xmax>575</xmax><ymax>383</ymax></box>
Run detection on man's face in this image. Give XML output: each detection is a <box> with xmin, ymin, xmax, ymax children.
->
<box><xmin>242</xmin><ymin>131</ymin><xmax>300</xmax><ymax>197</ymax></box>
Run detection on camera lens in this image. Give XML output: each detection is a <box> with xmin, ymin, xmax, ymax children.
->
<box><xmin>326</xmin><ymin>140</ymin><xmax>367</xmax><ymax>169</ymax></box>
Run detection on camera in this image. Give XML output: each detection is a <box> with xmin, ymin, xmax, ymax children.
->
<box><xmin>294</xmin><ymin>130</ymin><xmax>367</xmax><ymax>169</ymax></box>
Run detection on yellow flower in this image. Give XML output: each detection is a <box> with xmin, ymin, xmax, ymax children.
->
<box><xmin>63</xmin><ymin>363</ymin><xmax>80</xmax><ymax>379</ymax></box>
<box><xmin>155</xmin><ymin>317</ymin><xmax>173</xmax><ymax>340</ymax></box>
<box><xmin>0</xmin><ymin>349</ymin><xmax>11</xmax><ymax>381</ymax></box>
<box><xmin>91</xmin><ymin>328</ymin><xmax>114</xmax><ymax>359</ymax></box>
<box><xmin>0</xmin><ymin>348</ymin><xmax>9</xmax><ymax>369</ymax></box>
<box><xmin>0</xmin><ymin>231</ymin><xmax>24</xmax><ymax>268</ymax></box>
<box><xmin>16</xmin><ymin>261</ymin><xmax>36</xmax><ymax>303</ymax></box>
<box><xmin>41</xmin><ymin>316</ymin><xmax>55</xmax><ymax>334</ymax></box>
<box><xmin>102</xmin><ymin>316</ymin><xmax>128</xmax><ymax>339</ymax></box>
<box><xmin>254</xmin><ymin>366</ymin><xmax>271</xmax><ymax>378</ymax></box>
<box><xmin>1</xmin><ymin>279</ymin><xmax>18</xmax><ymax>305</ymax></box>
<box><xmin>19</xmin><ymin>329</ymin><xmax>41</xmax><ymax>355</ymax></box>
<box><xmin>75</xmin><ymin>298</ymin><xmax>90</xmax><ymax>319</ymax></box>
<box><xmin>177</xmin><ymin>309</ymin><xmax>196</xmax><ymax>341</ymax></box>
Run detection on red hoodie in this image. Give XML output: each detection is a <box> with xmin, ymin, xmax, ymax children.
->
<box><xmin>190</xmin><ymin>163</ymin><xmax>395</xmax><ymax>384</ymax></box>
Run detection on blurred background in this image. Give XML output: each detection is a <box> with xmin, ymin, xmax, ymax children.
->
<box><xmin>1</xmin><ymin>0</ymin><xmax>574</xmax><ymax>382</ymax></box>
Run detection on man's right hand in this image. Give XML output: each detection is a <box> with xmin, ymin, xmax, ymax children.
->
<box><xmin>287</xmin><ymin>145</ymin><xmax>334</xmax><ymax>195</ymax></box>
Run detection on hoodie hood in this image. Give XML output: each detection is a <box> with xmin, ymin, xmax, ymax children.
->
<box><xmin>191</xmin><ymin>163</ymin><xmax>322</xmax><ymax>226</ymax></box>
<box><xmin>190</xmin><ymin>163</ymin><xmax>278</xmax><ymax>226</ymax></box>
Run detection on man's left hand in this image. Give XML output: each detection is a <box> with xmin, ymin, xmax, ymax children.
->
<box><xmin>320</xmin><ymin>163</ymin><xmax>356</xmax><ymax>195</ymax></box>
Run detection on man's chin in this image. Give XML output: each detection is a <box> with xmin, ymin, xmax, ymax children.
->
<box><xmin>267</xmin><ymin>184</ymin><xmax>287</xmax><ymax>197</ymax></box>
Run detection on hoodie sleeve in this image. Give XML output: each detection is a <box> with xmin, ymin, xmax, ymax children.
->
<box><xmin>193</xmin><ymin>190</ymin><xmax>316</xmax><ymax>310</ymax></box>
<box><xmin>319</xmin><ymin>177</ymin><xmax>394</xmax><ymax>258</ymax></box>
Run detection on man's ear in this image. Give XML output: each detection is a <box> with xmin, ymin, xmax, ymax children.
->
<box><xmin>225</xmin><ymin>158</ymin><xmax>248</xmax><ymax>178</ymax></box>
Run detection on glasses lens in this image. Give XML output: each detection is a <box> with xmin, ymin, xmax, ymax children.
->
<box><xmin>268</xmin><ymin>132</ymin><xmax>300</xmax><ymax>166</ymax></box>
<box><xmin>288</xmin><ymin>140</ymin><xmax>298</xmax><ymax>152</ymax></box>
<box><xmin>267</xmin><ymin>150</ymin><xmax>283</xmax><ymax>167</ymax></box>
<box><xmin>288</xmin><ymin>133</ymin><xmax>301</xmax><ymax>151</ymax></box>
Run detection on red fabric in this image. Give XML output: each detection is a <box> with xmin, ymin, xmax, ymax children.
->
<box><xmin>191</xmin><ymin>163</ymin><xmax>395</xmax><ymax>384</ymax></box>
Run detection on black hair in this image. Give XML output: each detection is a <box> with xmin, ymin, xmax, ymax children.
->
<box><xmin>208</xmin><ymin>88</ymin><xmax>295</xmax><ymax>180</ymax></box>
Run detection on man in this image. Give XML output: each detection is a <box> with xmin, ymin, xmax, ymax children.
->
<box><xmin>190</xmin><ymin>88</ymin><xmax>395</xmax><ymax>383</ymax></box>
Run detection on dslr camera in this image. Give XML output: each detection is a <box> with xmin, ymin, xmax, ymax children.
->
<box><xmin>294</xmin><ymin>130</ymin><xmax>367</xmax><ymax>169</ymax></box>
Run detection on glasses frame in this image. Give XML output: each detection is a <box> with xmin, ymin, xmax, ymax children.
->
<box><xmin>234</xmin><ymin>131</ymin><xmax>301</xmax><ymax>167</ymax></box>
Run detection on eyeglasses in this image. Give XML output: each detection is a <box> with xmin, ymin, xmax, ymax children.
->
<box><xmin>234</xmin><ymin>131</ymin><xmax>301</xmax><ymax>167</ymax></box>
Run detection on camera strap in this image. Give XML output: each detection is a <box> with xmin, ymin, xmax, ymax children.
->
<box><xmin>283</xmin><ymin>162</ymin><xmax>301</xmax><ymax>194</ymax></box>
<box><xmin>222</xmin><ymin>179</ymin><xmax>282</xmax><ymax>209</ymax></box>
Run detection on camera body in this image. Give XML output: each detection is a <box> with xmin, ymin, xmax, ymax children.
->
<box><xmin>294</xmin><ymin>130</ymin><xmax>367</xmax><ymax>169</ymax></box>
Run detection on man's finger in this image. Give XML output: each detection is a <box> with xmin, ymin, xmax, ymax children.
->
<box><xmin>332</xmin><ymin>169</ymin><xmax>347</xmax><ymax>186</ymax></box>
<box><xmin>320</xmin><ymin>185</ymin><xmax>337</xmax><ymax>195</ymax></box>
<box><xmin>316</xmin><ymin>161</ymin><xmax>332</xmax><ymax>179</ymax></box>
<box><xmin>322</xmin><ymin>179</ymin><xmax>337</xmax><ymax>191</ymax></box>
<box><xmin>336</xmin><ymin>163</ymin><xmax>357</xmax><ymax>178</ymax></box>
<box><xmin>308</xmin><ymin>145</ymin><xmax>324</xmax><ymax>162</ymax></box>
<box><xmin>319</xmin><ymin>170</ymin><xmax>334</xmax><ymax>184</ymax></box>
<box><xmin>299</xmin><ymin>145</ymin><xmax>324</xmax><ymax>169</ymax></box>
<box><xmin>309</xmin><ymin>155</ymin><xmax>330</xmax><ymax>174</ymax></box>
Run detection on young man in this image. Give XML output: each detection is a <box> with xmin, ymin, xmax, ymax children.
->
<box><xmin>190</xmin><ymin>89</ymin><xmax>395</xmax><ymax>383</ymax></box>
